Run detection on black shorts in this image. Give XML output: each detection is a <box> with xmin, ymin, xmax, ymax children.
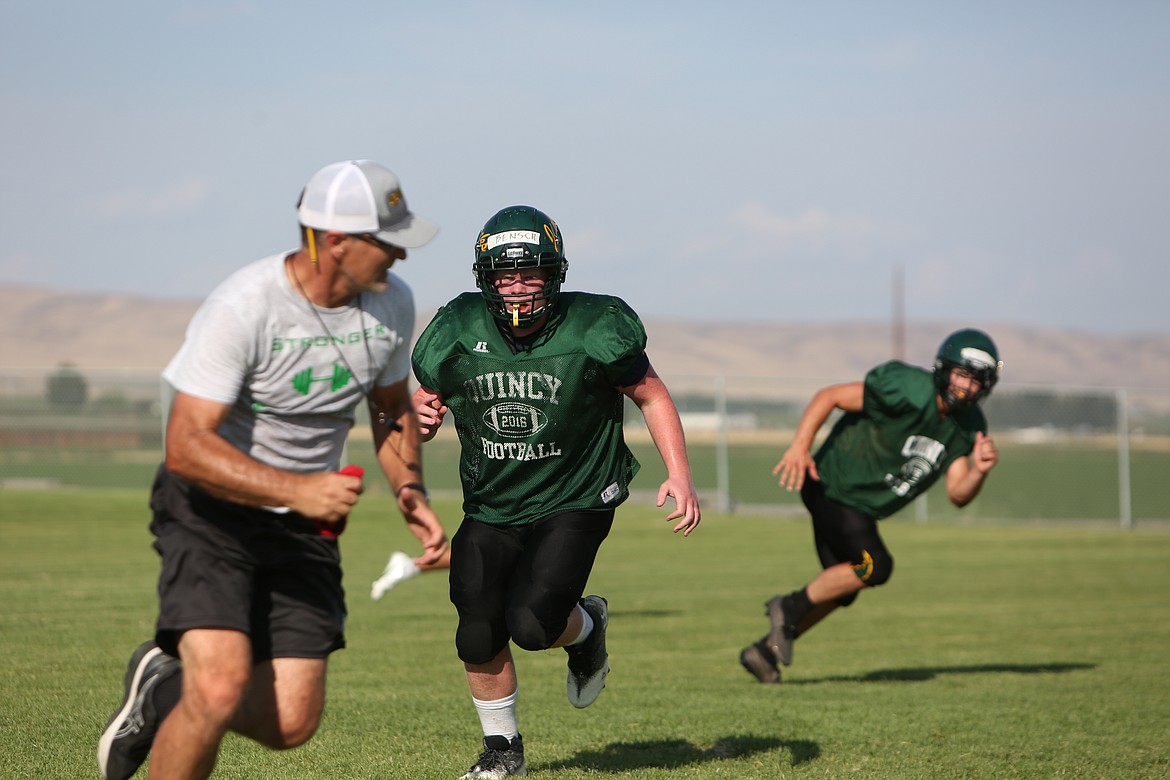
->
<box><xmin>149</xmin><ymin>466</ymin><xmax>346</xmax><ymax>661</ymax></box>
<box><xmin>800</xmin><ymin>478</ymin><xmax>889</xmax><ymax>572</ymax></box>
<box><xmin>449</xmin><ymin>509</ymin><xmax>614</xmax><ymax>664</ymax></box>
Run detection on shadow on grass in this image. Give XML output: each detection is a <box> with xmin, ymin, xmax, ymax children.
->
<box><xmin>790</xmin><ymin>662</ymin><xmax>1095</xmax><ymax>685</ymax></box>
<box><xmin>540</xmin><ymin>734</ymin><xmax>818</xmax><ymax>772</ymax></box>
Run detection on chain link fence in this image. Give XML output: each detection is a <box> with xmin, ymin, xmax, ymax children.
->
<box><xmin>2</xmin><ymin>367</ymin><xmax>1168</xmax><ymax>526</ymax></box>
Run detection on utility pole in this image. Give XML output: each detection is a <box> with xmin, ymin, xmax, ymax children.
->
<box><xmin>892</xmin><ymin>262</ymin><xmax>905</xmax><ymax>360</ymax></box>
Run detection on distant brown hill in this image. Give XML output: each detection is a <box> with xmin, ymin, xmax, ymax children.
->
<box><xmin>5</xmin><ymin>285</ymin><xmax>1168</xmax><ymax>395</ymax></box>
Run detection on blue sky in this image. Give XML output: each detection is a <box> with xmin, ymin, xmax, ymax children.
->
<box><xmin>2</xmin><ymin>1</ymin><xmax>1167</xmax><ymax>334</ymax></box>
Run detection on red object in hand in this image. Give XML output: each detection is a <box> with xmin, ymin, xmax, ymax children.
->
<box><xmin>318</xmin><ymin>465</ymin><xmax>365</xmax><ymax>538</ymax></box>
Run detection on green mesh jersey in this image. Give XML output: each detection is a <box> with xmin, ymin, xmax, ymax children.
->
<box><xmin>412</xmin><ymin>292</ymin><xmax>647</xmax><ymax>526</ymax></box>
<box><xmin>815</xmin><ymin>360</ymin><xmax>987</xmax><ymax>519</ymax></box>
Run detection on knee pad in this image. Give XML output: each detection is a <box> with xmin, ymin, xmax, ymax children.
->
<box><xmin>507</xmin><ymin>606</ymin><xmax>560</xmax><ymax>652</ymax></box>
<box><xmin>455</xmin><ymin>620</ymin><xmax>508</xmax><ymax>665</ymax></box>
<box><xmin>852</xmin><ymin>548</ymin><xmax>894</xmax><ymax>588</ymax></box>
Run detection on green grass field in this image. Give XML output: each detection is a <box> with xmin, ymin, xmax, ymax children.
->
<box><xmin>2</xmin><ymin>487</ymin><xmax>1168</xmax><ymax>779</ymax></box>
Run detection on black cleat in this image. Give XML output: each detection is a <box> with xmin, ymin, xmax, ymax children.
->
<box><xmin>565</xmin><ymin>595</ymin><xmax>609</xmax><ymax>708</ymax></box>
<box><xmin>460</xmin><ymin>734</ymin><xmax>527</xmax><ymax>779</ymax></box>
<box><xmin>765</xmin><ymin>595</ymin><xmax>796</xmax><ymax>666</ymax></box>
<box><xmin>97</xmin><ymin>641</ymin><xmax>181</xmax><ymax>780</ymax></box>
<box><xmin>739</xmin><ymin>639</ymin><xmax>781</xmax><ymax>684</ymax></box>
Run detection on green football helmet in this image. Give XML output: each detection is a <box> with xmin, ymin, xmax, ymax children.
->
<box><xmin>473</xmin><ymin>205</ymin><xmax>568</xmax><ymax>327</ymax></box>
<box><xmin>933</xmin><ymin>328</ymin><xmax>1002</xmax><ymax>409</ymax></box>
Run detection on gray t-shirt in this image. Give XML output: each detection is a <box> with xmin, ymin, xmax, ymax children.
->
<box><xmin>163</xmin><ymin>252</ymin><xmax>414</xmax><ymax>473</ymax></box>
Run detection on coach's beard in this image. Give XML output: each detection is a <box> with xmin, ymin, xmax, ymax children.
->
<box><xmin>340</xmin><ymin>266</ymin><xmax>389</xmax><ymax>295</ymax></box>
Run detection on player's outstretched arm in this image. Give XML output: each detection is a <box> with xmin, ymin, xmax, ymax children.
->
<box><xmin>622</xmin><ymin>364</ymin><xmax>701</xmax><ymax>536</ymax></box>
<box><xmin>774</xmin><ymin>382</ymin><xmax>864</xmax><ymax>492</ymax></box>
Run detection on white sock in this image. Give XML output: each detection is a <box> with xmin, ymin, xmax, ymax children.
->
<box><xmin>472</xmin><ymin>689</ymin><xmax>519</xmax><ymax>740</ymax></box>
<box><xmin>565</xmin><ymin>603</ymin><xmax>594</xmax><ymax>647</ymax></box>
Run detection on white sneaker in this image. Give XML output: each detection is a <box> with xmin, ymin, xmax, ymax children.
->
<box><xmin>370</xmin><ymin>551</ymin><xmax>421</xmax><ymax>600</ymax></box>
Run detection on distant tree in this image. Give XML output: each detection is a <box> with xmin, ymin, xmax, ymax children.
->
<box><xmin>46</xmin><ymin>363</ymin><xmax>88</xmax><ymax>410</ymax></box>
<box><xmin>92</xmin><ymin>391</ymin><xmax>132</xmax><ymax>415</ymax></box>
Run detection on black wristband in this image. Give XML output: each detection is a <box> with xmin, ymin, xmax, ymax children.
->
<box><xmin>396</xmin><ymin>482</ymin><xmax>429</xmax><ymax>499</ymax></box>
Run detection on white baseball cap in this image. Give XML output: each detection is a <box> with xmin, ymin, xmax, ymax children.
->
<box><xmin>296</xmin><ymin>160</ymin><xmax>439</xmax><ymax>248</ymax></box>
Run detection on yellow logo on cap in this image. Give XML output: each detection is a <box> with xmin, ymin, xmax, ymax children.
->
<box><xmin>387</xmin><ymin>190</ymin><xmax>403</xmax><ymax>208</ymax></box>
<box><xmin>544</xmin><ymin>222</ymin><xmax>559</xmax><ymax>253</ymax></box>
